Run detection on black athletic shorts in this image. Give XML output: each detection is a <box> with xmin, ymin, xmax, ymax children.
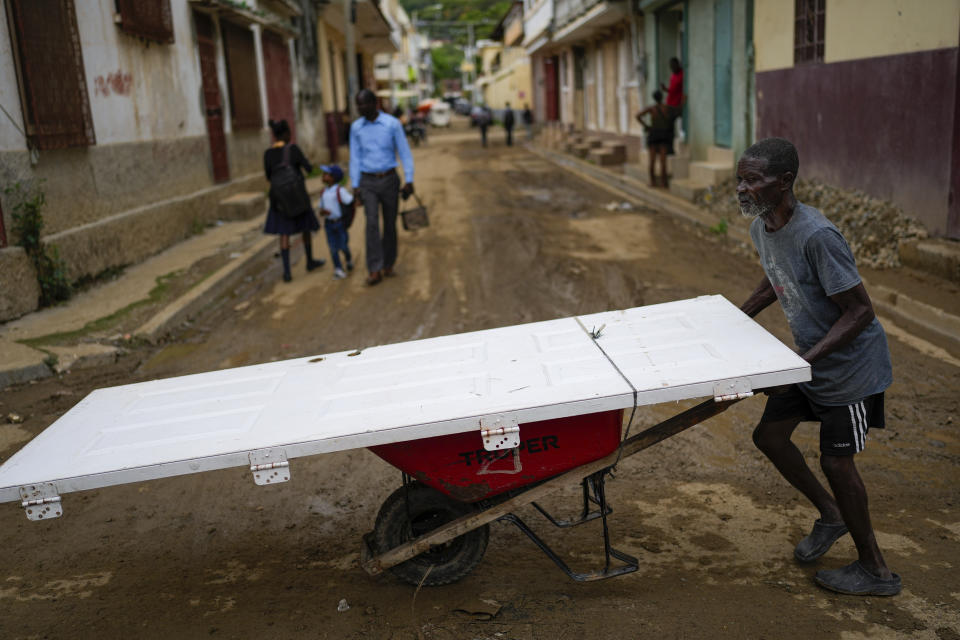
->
<box><xmin>760</xmin><ymin>385</ymin><xmax>885</xmax><ymax>456</ymax></box>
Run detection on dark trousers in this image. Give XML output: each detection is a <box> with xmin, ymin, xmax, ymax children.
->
<box><xmin>359</xmin><ymin>171</ymin><xmax>400</xmax><ymax>273</ymax></box>
<box><xmin>324</xmin><ymin>218</ymin><xmax>351</xmax><ymax>270</ymax></box>
<box><xmin>505</xmin><ymin>125</ymin><xmax>513</xmax><ymax>146</ymax></box>
<box><xmin>480</xmin><ymin>124</ymin><xmax>488</xmax><ymax>147</ymax></box>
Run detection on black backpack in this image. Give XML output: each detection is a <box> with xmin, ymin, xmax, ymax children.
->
<box><xmin>270</xmin><ymin>145</ymin><xmax>311</xmax><ymax>218</ymax></box>
<box><xmin>337</xmin><ymin>185</ymin><xmax>357</xmax><ymax>229</ymax></box>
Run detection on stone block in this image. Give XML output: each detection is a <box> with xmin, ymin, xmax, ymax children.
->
<box><xmin>900</xmin><ymin>240</ymin><xmax>960</xmax><ymax>284</ymax></box>
<box><xmin>47</xmin><ymin>343</ymin><xmax>119</xmax><ymax>373</ymax></box>
<box><xmin>0</xmin><ymin>247</ymin><xmax>40</xmax><ymax>322</ymax></box>
<box><xmin>669</xmin><ymin>178</ymin><xmax>708</xmax><ymax>202</ymax></box>
<box><xmin>218</xmin><ymin>192</ymin><xmax>267</xmax><ymax>221</ymax></box>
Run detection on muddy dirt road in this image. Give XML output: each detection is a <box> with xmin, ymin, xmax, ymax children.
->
<box><xmin>1</xmin><ymin>125</ymin><xmax>958</xmax><ymax>639</ymax></box>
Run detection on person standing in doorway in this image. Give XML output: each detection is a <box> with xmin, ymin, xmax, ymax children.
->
<box><xmin>662</xmin><ymin>57</ymin><xmax>684</xmax><ymax>109</ymax></box>
<box><xmin>350</xmin><ymin>89</ymin><xmax>415</xmax><ymax>286</ymax></box>
<box><xmin>662</xmin><ymin>57</ymin><xmax>685</xmax><ymax>143</ymax></box>
<box><xmin>503</xmin><ymin>102</ymin><xmax>515</xmax><ymax>147</ymax></box>
<box><xmin>522</xmin><ymin>103</ymin><xmax>534</xmax><ymax>141</ymax></box>
<box><xmin>263</xmin><ymin>119</ymin><xmax>324</xmax><ymax>283</ymax></box>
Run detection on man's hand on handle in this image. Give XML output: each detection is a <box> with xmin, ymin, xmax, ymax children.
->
<box><xmin>401</xmin><ymin>182</ymin><xmax>415</xmax><ymax>200</ymax></box>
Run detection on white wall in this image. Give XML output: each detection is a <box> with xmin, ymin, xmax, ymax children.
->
<box><xmin>74</xmin><ymin>0</ymin><xmax>209</xmax><ymax>145</ymax></box>
<box><xmin>0</xmin><ymin>5</ymin><xmax>27</xmax><ymax>151</ymax></box>
<box><xmin>523</xmin><ymin>0</ymin><xmax>554</xmax><ymax>48</ymax></box>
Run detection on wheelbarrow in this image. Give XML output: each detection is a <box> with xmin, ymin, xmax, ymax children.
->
<box><xmin>0</xmin><ymin>296</ymin><xmax>809</xmax><ymax>587</ymax></box>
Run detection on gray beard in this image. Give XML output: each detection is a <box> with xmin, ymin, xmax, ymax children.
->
<box><xmin>739</xmin><ymin>200</ymin><xmax>775</xmax><ymax>219</ymax></box>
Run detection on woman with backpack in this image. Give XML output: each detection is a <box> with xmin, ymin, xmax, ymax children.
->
<box><xmin>264</xmin><ymin>119</ymin><xmax>324</xmax><ymax>282</ymax></box>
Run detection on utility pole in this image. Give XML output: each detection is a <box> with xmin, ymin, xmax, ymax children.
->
<box><xmin>413</xmin><ymin>19</ymin><xmax>492</xmax><ymax>104</ymax></box>
<box><xmin>344</xmin><ymin>0</ymin><xmax>358</xmax><ymax>119</ymax></box>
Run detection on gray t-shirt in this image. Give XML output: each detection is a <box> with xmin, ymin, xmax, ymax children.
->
<box><xmin>749</xmin><ymin>203</ymin><xmax>892</xmax><ymax>405</ymax></box>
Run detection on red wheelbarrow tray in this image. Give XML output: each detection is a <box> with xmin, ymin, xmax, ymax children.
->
<box><xmin>0</xmin><ymin>295</ymin><xmax>809</xmax><ymax>521</ymax></box>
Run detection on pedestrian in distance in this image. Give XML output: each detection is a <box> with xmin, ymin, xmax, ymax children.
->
<box><xmin>738</xmin><ymin>137</ymin><xmax>901</xmax><ymax>597</ymax></box>
<box><xmin>263</xmin><ymin>119</ymin><xmax>324</xmax><ymax>283</ymax></box>
<box><xmin>522</xmin><ymin>103</ymin><xmax>534</xmax><ymax>141</ymax></box>
<box><xmin>316</xmin><ymin>164</ymin><xmax>354</xmax><ymax>280</ymax></box>
<box><xmin>478</xmin><ymin>105</ymin><xmax>492</xmax><ymax>147</ymax></box>
<box><xmin>503</xmin><ymin>102</ymin><xmax>515</xmax><ymax>147</ymax></box>
<box><xmin>350</xmin><ymin>88</ymin><xmax>415</xmax><ymax>286</ymax></box>
<box><xmin>635</xmin><ymin>90</ymin><xmax>682</xmax><ymax>188</ymax></box>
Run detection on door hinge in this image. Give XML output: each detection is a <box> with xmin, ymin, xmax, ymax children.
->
<box><xmin>20</xmin><ymin>483</ymin><xmax>62</xmax><ymax>521</ymax></box>
<box><xmin>714</xmin><ymin>378</ymin><xmax>754</xmax><ymax>402</ymax></box>
<box><xmin>480</xmin><ymin>414</ymin><xmax>520</xmax><ymax>451</ymax></box>
<box><xmin>249</xmin><ymin>449</ymin><xmax>290</xmax><ymax>485</ymax></box>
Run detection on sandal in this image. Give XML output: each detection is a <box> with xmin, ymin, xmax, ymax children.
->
<box><xmin>814</xmin><ymin>561</ymin><xmax>902</xmax><ymax>596</ymax></box>
<box><xmin>795</xmin><ymin>519</ymin><xmax>848</xmax><ymax>563</ymax></box>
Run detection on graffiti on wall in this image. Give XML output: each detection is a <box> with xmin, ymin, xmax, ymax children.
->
<box><xmin>94</xmin><ymin>70</ymin><xmax>134</xmax><ymax>97</ymax></box>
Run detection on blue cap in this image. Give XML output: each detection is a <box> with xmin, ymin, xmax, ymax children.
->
<box><xmin>320</xmin><ymin>164</ymin><xmax>344</xmax><ymax>181</ymax></box>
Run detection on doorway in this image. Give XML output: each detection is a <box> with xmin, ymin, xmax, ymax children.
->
<box><xmin>194</xmin><ymin>11</ymin><xmax>230</xmax><ymax>183</ymax></box>
<box><xmin>713</xmin><ymin>0</ymin><xmax>733</xmax><ymax>148</ymax></box>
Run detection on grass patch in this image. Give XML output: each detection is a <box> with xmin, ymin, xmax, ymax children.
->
<box><xmin>19</xmin><ymin>271</ymin><xmax>182</xmax><ymax>348</ymax></box>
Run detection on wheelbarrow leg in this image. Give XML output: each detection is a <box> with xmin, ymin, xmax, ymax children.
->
<box><xmin>498</xmin><ymin>470</ymin><xmax>637</xmax><ymax>582</ymax></box>
<box><xmin>531</xmin><ymin>475</ymin><xmax>612</xmax><ymax>528</ymax></box>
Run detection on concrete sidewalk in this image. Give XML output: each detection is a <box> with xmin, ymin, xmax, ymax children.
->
<box><xmin>0</xmin><ymin>218</ymin><xmax>276</xmax><ymax>388</ymax></box>
<box><xmin>528</xmin><ymin>143</ymin><xmax>960</xmax><ymax>363</ymax></box>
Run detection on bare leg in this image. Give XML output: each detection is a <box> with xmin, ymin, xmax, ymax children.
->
<box><xmin>658</xmin><ymin>149</ymin><xmax>669</xmax><ymax>188</ymax></box>
<box><xmin>648</xmin><ymin>147</ymin><xmax>656</xmax><ymax>186</ymax></box>
<box><xmin>753</xmin><ymin>418</ymin><xmax>843</xmax><ymax>523</ymax></box>
<box><xmin>820</xmin><ymin>455</ymin><xmax>891</xmax><ymax>578</ymax></box>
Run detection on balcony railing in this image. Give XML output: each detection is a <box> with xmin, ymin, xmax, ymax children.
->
<box><xmin>554</xmin><ymin>0</ymin><xmax>605</xmax><ymax>30</ymax></box>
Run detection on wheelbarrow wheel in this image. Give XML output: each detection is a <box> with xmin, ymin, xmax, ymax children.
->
<box><xmin>373</xmin><ymin>482</ymin><xmax>489</xmax><ymax>586</ymax></box>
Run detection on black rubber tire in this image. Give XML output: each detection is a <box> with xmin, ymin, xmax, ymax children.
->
<box><xmin>372</xmin><ymin>482</ymin><xmax>489</xmax><ymax>586</ymax></box>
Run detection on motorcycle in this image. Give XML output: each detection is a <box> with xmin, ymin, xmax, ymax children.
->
<box><xmin>404</xmin><ymin>116</ymin><xmax>427</xmax><ymax>147</ymax></box>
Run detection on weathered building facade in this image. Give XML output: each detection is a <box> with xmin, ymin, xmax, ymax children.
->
<box><xmin>0</xmin><ymin>0</ymin><xmax>321</xmax><ymax>321</ymax></box>
<box><xmin>754</xmin><ymin>0</ymin><xmax>960</xmax><ymax>238</ymax></box>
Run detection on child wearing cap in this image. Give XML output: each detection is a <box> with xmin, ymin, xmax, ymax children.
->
<box><xmin>317</xmin><ymin>164</ymin><xmax>354</xmax><ymax>279</ymax></box>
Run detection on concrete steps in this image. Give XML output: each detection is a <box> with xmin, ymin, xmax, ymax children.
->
<box><xmin>688</xmin><ymin>161</ymin><xmax>733</xmax><ymax>185</ymax></box>
<box><xmin>669</xmin><ymin>178</ymin><xmax>708</xmax><ymax>202</ymax></box>
<box><xmin>216</xmin><ymin>192</ymin><xmax>266</xmax><ymax>220</ymax></box>
<box><xmin>589</xmin><ymin>141</ymin><xmax>627</xmax><ymax>166</ymax></box>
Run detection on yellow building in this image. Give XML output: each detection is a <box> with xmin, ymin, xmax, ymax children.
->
<box><xmin>754</xmin><ymin>0</ymin><xmax>960</xmax><ymax>238</ymax></box>
<box><xmin>478</xmin><ymin>2</ymin><xmax>533</xmax><ymax>110</ymax></box>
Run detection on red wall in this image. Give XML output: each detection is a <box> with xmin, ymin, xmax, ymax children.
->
<box><xmin>756</xmin><ymin>48</ymin><xmax>959</xmax><ymax>238</ymax></box>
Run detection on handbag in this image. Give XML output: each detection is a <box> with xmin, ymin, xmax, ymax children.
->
<box><xmin>400</xmin><ymin>193</ymin><xmax>429</xmax><ymax>231</ymax></box>
<box><xmin>337</xmin><ymin>185</ymin><xmax>356</xmax><ymax>229</ymax></box>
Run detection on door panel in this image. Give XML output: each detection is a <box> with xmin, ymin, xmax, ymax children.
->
<box><xmin>194</xmin><ymin>11</ymin><xmax>229</xmax><ymax>183</ymax></box>
<box><xmin>262</xmin><ymin>31</ymin><xmax>296</xmax><ymax>142</ymax></box>
<box><xmin>713</xmin><ymin>0</ymin><xmax>733</xmax><ymax>148</ymax></box>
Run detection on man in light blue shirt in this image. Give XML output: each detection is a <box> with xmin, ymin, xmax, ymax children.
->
<box><xmin>349</xmin><ymin>89</ymin><xmax>415</xmax><ymax>286</ymax></box>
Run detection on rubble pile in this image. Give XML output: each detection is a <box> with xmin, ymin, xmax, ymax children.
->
<box><xmin>695</xmin><ymin>178</ymin><xmax>928</xmax><ymax>269</ymax></box>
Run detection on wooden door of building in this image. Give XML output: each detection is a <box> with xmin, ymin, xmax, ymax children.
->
<box><xmin>194</xmin><ymin>11</ymin><xmax>229</xmax><ymax>183</ymax></box>
<box><xmin>261</xmin><ymin>30</ymin><xmax>296</xmax><ymax>141</ymax></box>
<box><xmin>713</xmin><ymin>0</ymin><xmax>733</xmax><ymax>148</ymax></box>
<box><xmin>544</xmin><ymin>56</ymin><xmax>559</xmax><ymax>122</ymax></box>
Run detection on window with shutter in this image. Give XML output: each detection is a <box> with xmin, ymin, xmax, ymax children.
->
<box><xmin>116</xmin><ymin>0</ymin><xmax>174</xmax><ymax>44</ymax></box>
<box><xmin>6</xmin><ymin>0</ymin><xmax>95</xmax><ymax>150</ymax></box>
<box><xmin>794</xmin><ymin>0</ymin><xmax>825</xmax><ymax>65</ymax></box>
<box><xmin>221</xmin><ymin>20</ymin><xmax>263</xmax><ymax>131</ymax></box>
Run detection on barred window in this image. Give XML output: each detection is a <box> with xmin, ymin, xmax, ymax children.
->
<box><xmin>794</xmin><ymin>0</ymin><xmax>825</xmax><ymax>64</ymax></box>
<box><xmin>5</xmin><ymin>0</ymin><xmax>95</xmax><ymax>149</ymax></box>
<box><xmin>115</xmin><ymin>0</ymin><xmax>174</xmax><ymax>44</ymax></box>
<box><xmin>221</xmin><ymin>20</ymin><xmax>263</xmax><ymax>131</ymax></box>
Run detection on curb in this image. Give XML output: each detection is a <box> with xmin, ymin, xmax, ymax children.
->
<box><xmin>530</xmin><ymin>144</ymin><xmax>960</xmax><ymax>361</ymax></box>
<box><xmin>135</xmin><ymin>235</ymin><xmax>276</xmax><ymax>342</ymax></box>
